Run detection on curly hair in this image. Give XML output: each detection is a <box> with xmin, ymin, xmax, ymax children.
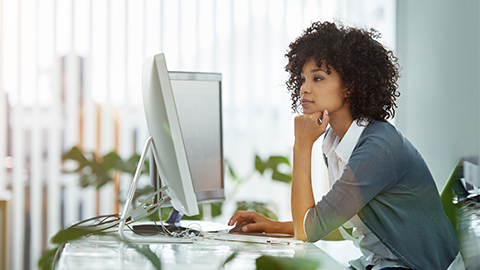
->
<box><xmin>285</xmin><ymin>21</ymin><xmax>400</xmax><ymax>122</ymax></box>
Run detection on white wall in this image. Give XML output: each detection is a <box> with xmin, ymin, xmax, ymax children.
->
<box><xmin>395</xmin><ymin>0</ymin><xmax>480</xmax><ymax>190</ymax></box>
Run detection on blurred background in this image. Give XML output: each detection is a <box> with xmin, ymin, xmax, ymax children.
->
<box><xmin>2</xmin><ymin>0</ymin><xmax>479</xmax><ymax>269</ymax></box>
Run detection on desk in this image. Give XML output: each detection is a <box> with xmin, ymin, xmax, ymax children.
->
<box><xmin>56</xmin><ymin>223</ymin><xmax>347</xmax><ymax>270</ymax></box>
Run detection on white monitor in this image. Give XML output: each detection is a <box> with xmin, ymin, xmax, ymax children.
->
<box><xmin>119</xmin><ymin>53</ymin><xmax>224</xmax><ymax>242</ymax></box>
<box><xmin>141</xmin><ymin>53</ymin><xmax>200</xmax><ymax>216</ymax></box>
<box><xmin>151</xmin><ymin>71</ymin><xmax>224</xmax><ymax>212</ymax></box>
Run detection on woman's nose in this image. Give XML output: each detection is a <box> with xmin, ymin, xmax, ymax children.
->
<box><xmin>301</xmin><ymin>82</ymin><xmax>311</xmax><ymax>94</ymax></box>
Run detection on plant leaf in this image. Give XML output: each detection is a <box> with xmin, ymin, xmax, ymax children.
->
<box><xmin>256</xmin><ymin>255</ymin><xmax>319</xmax><ymax>270</ymax></box>
<box><xmin>37</xmin><ymin>247</ymin><xmax>59</xmax><ymax>270</ymax></box>
<box><xmin>122</xmin><ymin>154</ymin><xmax>149</xmax><ymax>175</ymax></box>
<box><xmin>102</xmin><ymin>151</ymin><xmax>123</xmax><ymax>172</ymax></box>
<box><xmin>254</xmin><ymin>155</ymin><xmax>292</xmax><ymax>183</ymax></box>
<box><xmin>235</xmin><ymin>201</ymin><xmax>278</xmax><ymax>221</ymax></box>
<box><xmin>252</xmin><ymin>202</ymin><xmax>277</xmax><ymax>221</ymax></box>
<box><xmin>268</xmin><ymin>156</ymin><xmax>292</xmax><ymax>183</ymax></box>
<box><xmin>271</xmin><ymin>170</ymin><xmax>292</xmax><ymax>183</ymax></box>
<box><xmin>224</xmin><ymin>159</ymin><xmax>239</xmax><ymax>181</ymax></box>
<box><xmin>131</xmin><ymin>245</ymin><xmax>162</xmax><ymax>270</ymax></box>
<box><xmin>236</xmin><ymin>201</ymin><xmax>249</xmax><ymax>211</ymax></box>
<box><xmin>50</xmin><ymin>227</ymin><xmax>97</xmax><ymax>244</ymax></box>
<box><xmin>211</xmin><ymin>202</ymin><xmax>223</xmax><ymax>217</ymax></box>
<box><xmin>255</xmin><ymin>155</ymin><xmax>268</xmax><ymax>174</ymax></box>
<box><xmin>62</xmin><ymin>146</ymin><xmax>91</xmax><ymax>172</ymax></box>
<box><xmin>222</xmin><ymin>252</ymin><xmax>237</xmax><ymax>267</ymax></box>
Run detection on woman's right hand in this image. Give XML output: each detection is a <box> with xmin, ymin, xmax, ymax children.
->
<box><xmin>228</xmin><ymin>210</ymin><xmax>294</xmax><ymax>234</ymax></box>
<box><xmin>294</xmin><ymin>110</ymin><xmax>330</xmax><ymax>148</ymax></box>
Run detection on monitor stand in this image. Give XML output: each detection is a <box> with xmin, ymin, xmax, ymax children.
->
<box><xmin>166</xmin><ymin>208</ymin><xmax>184</xmax><ymax>224</ymax></box>
<box><xmin>151</xmin><ymin>154</ymin><xmax>185</xmax><ymax>226</ymax></box>
<box><xmin>118</xmin><ymin>136</ymin><xmax>194</xmax><ymax>243</ymax></box>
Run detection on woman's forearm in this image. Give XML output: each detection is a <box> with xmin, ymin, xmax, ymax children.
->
<box><xmin>291</xmin><ymin>110</ymin><xmax>329</xmax><ymax>241</ymax></box>
<box><xmin>291</xmin><ymin>143</ymin><xmax>316</xmax><ymax>241</ymax></box>
<box><xmin>276</xmin><ymin>221</ymin><xmax>294</xmax><ymax>235</ymax></box>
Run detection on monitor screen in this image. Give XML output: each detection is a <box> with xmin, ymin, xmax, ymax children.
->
<box><xmin>150</xmin><ymin>71</ymin><xmax>225</xmax><ymax>208</ymax></box>
<box><xmin>169</xmin><ymin>72</ymin><xmax>224</xmax><ymax>203</ymax></box>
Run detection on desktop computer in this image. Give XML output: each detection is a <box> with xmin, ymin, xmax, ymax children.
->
<box><xmin>151</xmin><ymin>70</ymin><xmax>224</xmax><ymax>224</ymax></box>
<box><xmin>118</xmin><ymin>53</ymin><xmax>225</xmax><ymax>243</ymax></box>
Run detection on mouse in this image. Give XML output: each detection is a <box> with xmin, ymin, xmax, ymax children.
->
<box><xmin>228</xmin><ymin>221</ymin><xmax>253</xmax><ymax>234</ymax></box>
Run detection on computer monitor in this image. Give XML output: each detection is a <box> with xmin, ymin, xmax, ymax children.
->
<box><xmin>119</xmin><ymin>54</ymin><xmax>224</xmax><ymax>242</ymax></box>
<box><xmin>152</xmin><ymin>70</ymin><xmax>224</xmax><ymax>201</ymax></box>
<box><xmin>119</xmin><ymin>53</ymin><xmax>199</xmax><ymax>220</ymax></box>
<box><xmin>150</xmin><ymin>71</ymin><xmax>224</xmax><ymax>223</ymax></box>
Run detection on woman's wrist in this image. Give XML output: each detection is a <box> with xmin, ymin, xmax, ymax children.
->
<box><xmin>293</xmin><ymin>141</ymin><xmax>314</xmax><ymax>153</ymax></box>
<box><xmin>274</xmin><ymin>221</ymin><xmax>294</xmax><ymax>235</ymax></box>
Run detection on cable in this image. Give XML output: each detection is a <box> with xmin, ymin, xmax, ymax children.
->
<box><xmin>54</xmin><ymin>186</ymin><xmax>178</xmax><ymax>268</ymax></box>
<box><xmin>67</xmin><ymin>214</ymin><xmax>123</xmax><ymax>232</ymax></box>
<box><xmin>150</xmin><ymin>207</ymin><xmax>203</xmax><ymax>239</ymax></box>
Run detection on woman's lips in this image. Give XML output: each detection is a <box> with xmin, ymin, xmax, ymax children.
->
<box><xmin>302</xmin><ymin>99</ymin><xmax>313</xmax><ymax>106</ymax></box>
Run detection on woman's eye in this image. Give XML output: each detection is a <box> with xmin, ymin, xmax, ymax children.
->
<box><xmin>300</xmin><ymin>77</ymin><xmax>306</xmax><ymax>84</ymax></box>
<box><xmin>314</xmin><ymin>77</ymin><xmax>323</xmax><ymax>82</ymax></box>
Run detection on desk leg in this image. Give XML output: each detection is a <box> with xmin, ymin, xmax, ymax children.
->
<box><xmin>0</xmin><ymin>199</ymin><xmax>10</xmax><ymax>270</ymax></box>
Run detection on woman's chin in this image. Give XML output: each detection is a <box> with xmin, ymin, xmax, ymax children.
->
<box><xmin>302</xmin><ymin>108</ymin><xmax>322</xmax><ymax>115</ymax></box>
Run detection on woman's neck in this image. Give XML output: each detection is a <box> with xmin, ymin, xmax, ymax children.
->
<box><xmin>329</xmin><ymin>111</ymin><xmax>354</xmax><ymax>141</ymax></box>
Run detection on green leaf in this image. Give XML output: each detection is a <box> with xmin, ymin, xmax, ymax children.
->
<box><xmin>62</xmin><ymin>147</ymin><xmax>90</xmax><ymax>172</ymax></box>
<box><xmin>211</xmin><ymin>202</ymin><xmax>223</xmax><ymax>217</ymax></box>
<box><xmin>102</xmin><ymin>151</ymin><xmax>123</xmax><ymax>172</ymax></box>
<box><xmin>255</xmin><ymin>255</ymin><xmax>319</xmax><ymax>270</ymax></box>
<box><xmin>254</xmin><ymin>155</ymin><xmax>292</xmax><ymax>183</ymax></box>
<box><xmin>252</xmin><ymin>202</ymin><xmax>278</xmax><ymax>221</ymax></box>
<box><xmin>160</xmin><ymin>207</ymin><xmax>174</xmax><ymax>221</ymax></box>
<box><xmin>271</xmin><ymin>170</ymin><xmax>292</xmax><ymax>183</ymax></box>
<box><xmin>133</xmin><ymin>185</ymin><xmax>156</xmax><ymax>203</ymax></box>
<box><xmin>79</xmin><ymin>174</ymin><xmax>95</xmax><ymax>188</ymax></box>
<box><xmin>236</xmin><ymin>201</ymin><xmax>249</xmax><ymax>211</ymax></box>
<box><xmin>131</xmin><ymin>245</ymin><xmax>162</xmax><ymax>270</ymax></box>
<box><xmin>123</xmin><ymin>154</ymin><xmax>149</xmax><ymax>175</ymax></box>
<box><xmin>224</xmin><ymin>159</ymin><xmax>239</xmax><ymax>181</ymax></box>
<box><xmin>223</xmin><ymin>252</ymin><xmax>237</xmax><ymax>267</ymax></box>
<box><xmin>235</xmin><ymin>201</ymin><xmax>278</xmax><ymax>221</ymax></box>
<box><xmin>37</xmin><ymin>247</ymin><xmax>59</xmax><ymax>270</ymax></box>
<box><xmin>50</xmin><ymin>227</ymin><xmax>100</xmax><ymax>245</ymax></box>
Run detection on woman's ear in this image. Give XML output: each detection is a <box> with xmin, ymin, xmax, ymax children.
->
<box><xmin>343</xmin><ymin>84</ymin><xmax>353</xmax><ymax>99</ymax></box>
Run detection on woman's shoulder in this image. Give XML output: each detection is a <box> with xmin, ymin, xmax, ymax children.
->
<box><xmin>356</xmin><ymin>120</ymin><xmax>419</xmax><ymax>165</ymax></box>
<box><xmin>353</xmin><ymin>120</ymin><xmax>410</xmax><ymax>160</ymax></box>
<box><xmin>365</xmin><ymin>119</ymin><xmax>396</xmax><ymax>132</ymax></box>
<box><xmin>362</xmin><ymin>120</ymin><xmax>403</xmax><ymax>144</ymax></box>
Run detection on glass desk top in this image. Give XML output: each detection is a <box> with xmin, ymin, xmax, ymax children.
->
<box><xmin>57</xmin><ymin>225</ymin><xmax>347</xmax><ymax>270</ymax></box>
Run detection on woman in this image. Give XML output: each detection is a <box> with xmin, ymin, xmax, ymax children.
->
<box><xmin>228</xmin><ymin>21</ymin><xmax>463</xmax><ymax>270</ymax></box>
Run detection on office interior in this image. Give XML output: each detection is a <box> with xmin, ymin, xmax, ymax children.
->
<box><xmin>0</xmin><ymin>0</ymin><xmax>479</xmax><ymax>269</ymax></box>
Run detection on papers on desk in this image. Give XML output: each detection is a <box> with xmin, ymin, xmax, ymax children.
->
<box><xmin>202</xmin><ymin>232</ymin><xmax>304</xmax><ymax>245</ymax></box>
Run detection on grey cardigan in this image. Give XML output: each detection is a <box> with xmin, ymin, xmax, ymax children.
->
<box><xmin>304</xmin><ymin>120</ymin><xmax>460</xmax><ymax>270</ymax></box>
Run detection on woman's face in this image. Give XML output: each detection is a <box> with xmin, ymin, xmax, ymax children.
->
<box><xmin>300</xmin><ymin>58</ymin><xmax>349</xmax><ymax>116</ymax></box>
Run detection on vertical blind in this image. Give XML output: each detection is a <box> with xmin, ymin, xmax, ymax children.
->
<box><xmin>0</xmin><ymin>0</ymin><xmax>395</xmax><ymax>269</ymax></box>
